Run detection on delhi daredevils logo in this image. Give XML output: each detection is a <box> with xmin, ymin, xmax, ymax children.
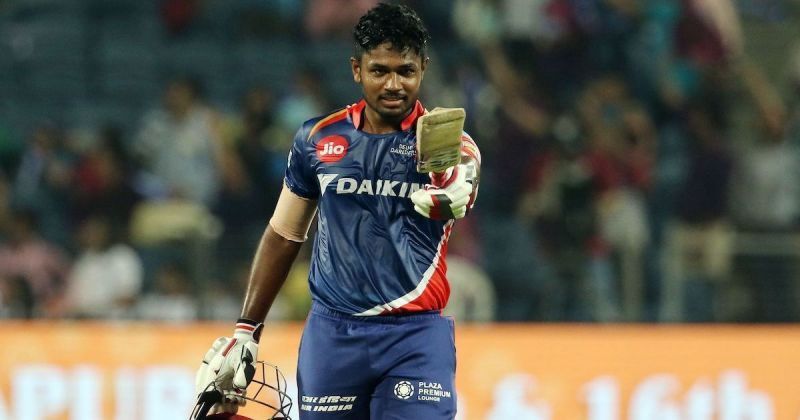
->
<box><xmin>316</xmin><ymin>135</ymin><xmax>349</xmax><ymax>163</ymax></box>
<box><xmin>394</xmin><ymin>381</ymin><xmax>414</xmax><ymax>400</ymax></box>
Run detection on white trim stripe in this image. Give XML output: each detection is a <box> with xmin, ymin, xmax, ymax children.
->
<box><xmin>354</xmin><ymin>220</ymin><xmax>454</xmax><ymax>316</ymax></box>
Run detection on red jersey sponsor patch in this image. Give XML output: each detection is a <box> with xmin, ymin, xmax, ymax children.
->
<box><xmin>316</xmin><ymin>135</ymin><xmax>349</xmax><ymax>163</ymax></box>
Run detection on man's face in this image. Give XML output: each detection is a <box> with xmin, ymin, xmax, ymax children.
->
<box><xmin>165</xmin><ymin>82</ymin><xmax>194</xmax><ymax>117</ymax></box>
<box><xmin>351</xmin><ymin>43</ymin><xmax>427</xmax><ymax>122</ymax></box>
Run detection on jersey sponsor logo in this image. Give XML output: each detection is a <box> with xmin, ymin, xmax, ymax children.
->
<box><xmin>335</xmin><ymin>177</ymin><xmax>422</xmax><ymax>198</ymax></box>
<box><xmin>300</xmin><ymin>395</ymin><xmax>357</xmax><ymax>412</ymax></box>
<box><xmin>316</xmin><ymin>135</ymin><xmax>349</xmax><ymax>163</ymax></box>
<box><xmin>317</xmin><ymin>174</ymin><xmax>338</xmax><ymax>196</ymax></box>
<box><xmin>394</xmin><ymin>381</ymin><xmax>415</xmax><ymax>400</ymax></box>
<box><xmin>392</xmin><ymin>380</ymin><xmax>452</xmax><ymax>402</ymax></box>
<box><xmin>417</xmin><ymin>381</ymin><xmax>452</xmax><ymax>402</ymax></box>
<box><xmin>390</xmin><ymin>142</ymin><xmax>416</xmax><ymax>158</ymax></box>
<box><xmin>317</xmin><ymin>174</ymin><xmax>424</xmax><ymax>198</ymax></box>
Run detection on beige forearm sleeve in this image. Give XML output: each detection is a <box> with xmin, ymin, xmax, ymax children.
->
<box><xmin>268</xmin><ymin>184</ymin><xmax>318</xmax><ymax>242</ymax></box>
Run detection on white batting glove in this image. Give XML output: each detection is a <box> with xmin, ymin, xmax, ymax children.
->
<box><xmin>195</xmin><ymin>319</ymin><xmax>263</xmax><ymax>414</ymax></box>
<box><xmin>410</xmin><ymin>165</ymin><xmax>474</xmax><ymax>220</ymax></box>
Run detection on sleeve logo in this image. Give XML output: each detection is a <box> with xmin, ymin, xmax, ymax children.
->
<box><xmin>316</xmin><ymin>135</ymin><xmax>349</xmax><ymax>163</ymax></box>
<box><xmin>394</xmin><ymin>381</ymin><xmax>415</xmax><ymax>400</ymax></box>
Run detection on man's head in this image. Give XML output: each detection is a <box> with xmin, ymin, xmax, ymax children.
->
<box><xmin>351</xmin><ymin>3</ymin><xmax>430</xmax><ymax>124</ymax></box>
<box><xmin>164</xmin><ymin>76</ymin><xmax>202</xmax><ymax>119</ymax></box>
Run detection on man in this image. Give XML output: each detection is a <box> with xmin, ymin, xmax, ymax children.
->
<box><xmin>195</xmin><ymin>3</ymin><xmax>481</xmax><ymax>419</ymax></box>
<box><xmin>134</xmin><ymin>77</ymin><xmax>223</xmax><ymax>205</ymax></box>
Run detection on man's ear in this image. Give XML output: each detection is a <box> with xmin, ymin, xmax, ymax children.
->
<box><xmin>350</xmin><ymin>57</ymin><xmax>362</xmax><ymax>84</ymax></box>
<box><xmin>420</xmin><ymin>56</ymin><xmax>429</xmax><ymax>81</ymax></box>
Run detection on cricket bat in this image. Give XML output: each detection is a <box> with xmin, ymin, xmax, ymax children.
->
<box><xmin>416</xmin><ymin>107</ymin><xmax>465</xmax><ymax>173</ymax></box>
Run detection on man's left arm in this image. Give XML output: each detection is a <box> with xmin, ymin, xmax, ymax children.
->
<box><xmin>411</xmin><ymin>134</ymin><xmax>481</xmax><ymax>220</ymax></box>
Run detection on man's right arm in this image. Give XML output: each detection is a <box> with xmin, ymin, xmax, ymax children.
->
<box><xmin>192</xmin><ymin>127</ymin><xmax>318</xmax><ymax>416</ymax></box>
<box><xmin>240</xmin><ymin>185</ymin><xmax>318</xmax><ymax>323</ymax></box>
<box><xmin>239</xmin><ymin>226</ymin><xmax>303</xmax><ymax>323</ymax></box>
<box><xmin>193</xmin><ymin>217</ymin><xmax>306</xmax><ymax>415</ymax></box>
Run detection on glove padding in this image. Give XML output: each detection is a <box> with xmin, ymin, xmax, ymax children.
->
<box><xmin>195</xmin><ymin>324</ymin><xmax>261</xmax><ymax>415</ymax></box>
<box><xmin>410</xmin><ymin>165</ymin><xmax>472</xmax><ymax>220</ymax></box>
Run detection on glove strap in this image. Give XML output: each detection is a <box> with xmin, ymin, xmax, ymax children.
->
<box><xmin>234</xmin><ymin>318</ymin><xmax>264</xmax><ymax>343</ymax></box>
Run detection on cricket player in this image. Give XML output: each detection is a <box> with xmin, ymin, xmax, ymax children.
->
<box><xmin>195</xmin><ymin>3</ymin><xmax>481</xmax><ymax>419</ymax></box>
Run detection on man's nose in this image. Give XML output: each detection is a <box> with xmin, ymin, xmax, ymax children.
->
<box><xmin>384</xmin><ymin>73</ymin><xmax>401</xmax><ymax>91</ymax></box>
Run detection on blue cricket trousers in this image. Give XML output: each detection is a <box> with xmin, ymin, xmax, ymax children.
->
<box><xmin>297</xmin><ymin>302</ymin><xmax>457</xmax><ymax>419</ymax></box>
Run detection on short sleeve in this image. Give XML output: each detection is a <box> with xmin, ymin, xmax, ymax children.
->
<box><xmin>284</xmin><ymin>126</ymin><xmax>320</xmax><ymax>199</ymax></box>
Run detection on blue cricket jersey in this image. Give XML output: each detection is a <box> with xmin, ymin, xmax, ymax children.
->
<box><xmin>284</xmin><ymin>100</ymin><xmax>478</xmax><ymax>316</ymax></box>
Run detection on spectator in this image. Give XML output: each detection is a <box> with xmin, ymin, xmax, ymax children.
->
<box><xmin>304</xmin><ymin>0</ymin><xmax>378</xmax><ymax>39</ymax></box>
<box><xmin>71</xmin><ymin>125</ymin><xmax>142</xmax><ymax>231</ymax></box>
<box><xmin>0</xmin><ymin>275</ymin><xmax>34</xmax><ymax>319</ymax></box>
<box><xmin>10</xmin><ymin>123</ymin><xmax>75</xmax><ymax>245</ymax></box>
<box><xmin>236</xmin><ymin>0</ymin><xmax>305</xmax><ymax>38</ymax></box>
<box><xmin>62</xmin><ymin>215</ymin><xmax>143</xmax><ymax>319</ymax></box>
<box><xmin>442</xmin><ymin>255</ymin><xmax>496</xmax><ymax>322</ymax></box>
<box><xmin>518</xmin><ymin>114</ymin><xmax>618</xmax><ymax>321</ymax></box>
<box><xmin>661</xmin><ymin>102</ymin><xmax>734</xmax><ymax>322</ymax></box>
<box><xmin>729</xmin><ymin>128</ymin><xmax>799</xmax><ymax>322</ymax></box>
<box><xmin>675</xmin><ymin>0</ymin><xmax>743</xmax><ymax>68</ymax></box>
<box><xmin>133</xmin><ymin>77</ymin><xmax>226</xmax><ymax>205</ymax></box>
<box><xmin>728</xmin><ymin>55</ymin><xmax>797</xmax><ymax>322</ymax></box>
<box><xmin>276</xmin><ymin>67</ymin><xmax>329</xmax><ymax>137</ymax></box>
<box><xmin>161</xmin><ymin>0</ymin><xmax>200</xmax><ymax>36</ymax></box>
<box><xmin>477</xmin><ymin>39</ymin><xmax>550</xmax><ymax>213</ymax></box>
<box><xmin>579</xmin><ymin>77</ymin><xmax>655</xmax><ymax>320</ymax></box>
<box><xmin>214</xmin><ymin>86</ymin><xmax>284</xmax><ymax>267</ymax></box>
<box><xmin>730</xmin><ymin>129</ymin><xmax>797</xmax><ymax>230</ymax></box>
<box><xmin>137</xmin><ymin>262</ymin><xmax>198</xmax><ymax>322</ymax></box>
<box><xmin>0</xmin><ymin>209</ymin><xmax>70</xmax><ymax>316</ymax></box>
<box><xmin>11</xmin><ymin>124</ymin><xmax>71</xmax><ymax>204</ymax></box>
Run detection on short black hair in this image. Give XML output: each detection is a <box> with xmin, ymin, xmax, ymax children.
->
<box><xmin>353</xmin><ymin>3</ymin><xmax>430</xmax><ymax>59</ymax></box>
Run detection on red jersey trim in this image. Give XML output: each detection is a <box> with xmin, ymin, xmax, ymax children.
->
<box><xmin>307</xmin><ymin>109</ymin><xmax>349</xmax><ymax>140</ymax></box>
<box><xmin>353</xmin><ymin>220</ymin><xmax>454</xmax><ymax>316</ymax></box>
<box><xmin>346</xmin><ymin>99</ymin><xmax>426</xmax><ymax>132</ymax></box>
<box><xmin>392</xmin><ymin>222</ymin><xmax>453</xmax><ymax>313</ymax></box>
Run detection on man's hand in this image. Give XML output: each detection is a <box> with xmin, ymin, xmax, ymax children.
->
<box><xmin>410</xmin><ymin>165</ymin><xmax>473</xmax><ymax>220</ymax></box>
<box><xmin>195</xmin><ymin>320</ymin><xmax>263</xmax><ymax>414</ymax></box>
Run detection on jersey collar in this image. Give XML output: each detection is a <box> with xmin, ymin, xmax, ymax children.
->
<box><xmin>347</xmin><ymin>99</ymin><xmax>426</xmax><ymax>132</ymax></box>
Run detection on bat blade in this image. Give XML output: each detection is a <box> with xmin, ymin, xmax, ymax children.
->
<box><xmin>416</xmin><ymin>107</ymin><xmax>465</xmax><ymax>173</ymax></box>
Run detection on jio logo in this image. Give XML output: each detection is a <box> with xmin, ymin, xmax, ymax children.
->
<box><xmin>316</xmin><ymin>135</ymin><xmax>349</xmax><ymax>163</ymax></box>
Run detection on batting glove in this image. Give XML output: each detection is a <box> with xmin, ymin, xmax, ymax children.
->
<box><xmin>195</xmin><ymin>319</ymin><xmax>263</xmax><ymax>414</ymax></box>
<box><xmin>410</xmin><ymin>165</ymin><xmax>473</xmax><ymax>220</ymax></box>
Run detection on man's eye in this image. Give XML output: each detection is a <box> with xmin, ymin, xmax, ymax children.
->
<box><xmin>371</xmin><ymin>69</ymin><xmax>386</xmax><ymax>76</ymax></box>
<box><xmin>400</xmin><ymin>69</ymin><xmax>415</xmax><ymax>77</ymax></box>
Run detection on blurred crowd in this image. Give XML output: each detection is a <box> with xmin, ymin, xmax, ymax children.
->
<box><xmin>1</xmin><ymin>0</ymin><xmax>800</xmax><ymax>323</ymax></box>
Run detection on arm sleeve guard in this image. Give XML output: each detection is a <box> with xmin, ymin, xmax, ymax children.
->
<box><xmin>268</xmin><ymin>184</ymin><xmax>318</xmax><ymax>242</ymax></box>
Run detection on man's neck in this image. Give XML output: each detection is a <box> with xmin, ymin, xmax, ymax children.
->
<box><xmin>362</xmin><ymin>105</ymin><xmax>411</xmax><ymax>135</ymax></box>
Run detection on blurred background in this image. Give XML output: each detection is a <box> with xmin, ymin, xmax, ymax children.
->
<box><xmin>2</xmin><ymin>0</ymin><xmax>800</xmax><ymax>418</ymax></box>
<box><xmin>2</xmin><ymin>0</ymin><xmax>800</xmax><ymax>324</ymax></box>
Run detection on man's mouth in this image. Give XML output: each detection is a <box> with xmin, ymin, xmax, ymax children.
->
<box><xmin>380</xmin><ymin>96</ymin><xmax>405</xmax><ymax>107</ymax></box>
